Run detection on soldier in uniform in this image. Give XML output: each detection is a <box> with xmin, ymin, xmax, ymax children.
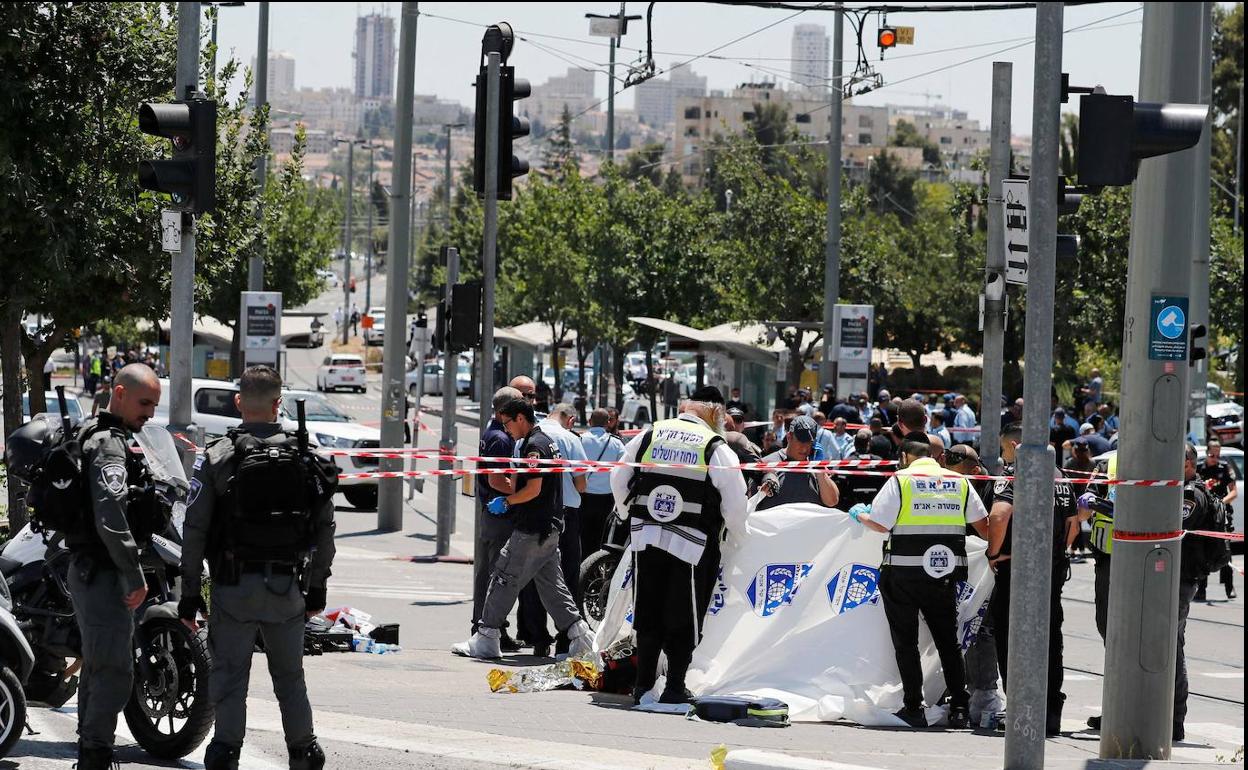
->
<box><xmin>67</xmin><ymin>363</ymin><xmax>162</xmax><ymax>769</ymax></box>
<box><xmin>180</xmin><ymin>366</ymin><xmax>338</xmax><ymax>770</ymax></box>
<box><xmin>1195</xmin><ymin>439</ymin><xmax>1237</xmax><ymax>600</ymax></box>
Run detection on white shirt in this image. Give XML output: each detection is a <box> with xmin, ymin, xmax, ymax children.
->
<box><xmin>868</xmin><ymin>468</ymin><xmax>989</xmax><ymax>531</ymax></box>
<box><xmin>610</xmin><ymin>413</ymin><xmax>748</xmax><ymax>564</ymax></box>
<box><xmin>951</xmin><ymin>404</ymin><xmax>978</xmax><ymax>442</ymax></box>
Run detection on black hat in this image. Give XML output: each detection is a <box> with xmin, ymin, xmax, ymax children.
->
<box><xmin>727</xmin><ymin>407</ymin><xmax>746</xmax><ymax>419</ymax></box>
<box><xmin>690</xmin><ymin>385</ymin><xmax>724</xmax><ymax>404</ymax></box>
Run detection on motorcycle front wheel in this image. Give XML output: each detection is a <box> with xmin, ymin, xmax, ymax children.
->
<box><xmin>124</xmin><ymin>617</ymin><xmax>213</xmax><ymax>759</ymax></box>
<box><xmin>578</xmin><ymin>549</ymin><xmax>620</xmax><ymax>631</ymax></box>
<box><xmin>0</xmin><ymin>666</ymin><xmax>27</xmax><ymax>758</ymax></box>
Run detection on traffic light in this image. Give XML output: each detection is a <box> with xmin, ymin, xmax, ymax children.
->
<box><xmin>877</xmin><ymin>26</ymin><xmax>897</xmax><ymax>51</ymax></box>
<box><xmin>138</xmin><ymin>98</ymin><xmax>217</xmax><ymax>213</ymax></box>
<box><xmin>473</xmin><ymin>67</ymin><xmax>531</xmax><ymax>200</ymax></box>
<box><xmin>1077</xmin><ymin>93</ymin><xmax>1206</xmax><ymax>188</ymax></box>
<box><xmin>1189</xmin><ymin>323</ymin><xmax>1207</xmax><ymax>367</ymax></box>
<box><xmin>448</xmin><ymin>281</ymin><xmax>483</xmax><ymax>351</ymax></box>
<box><xmin>432</xmin><ymin>297</ymin><xmax>447</xmax><ymax>352</ymax></box>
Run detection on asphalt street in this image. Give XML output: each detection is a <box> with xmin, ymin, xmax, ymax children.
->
<box><xmin>8</xmin><ymin>277</ymin><xmax>1243</xmax><ymax>769</ymax></box>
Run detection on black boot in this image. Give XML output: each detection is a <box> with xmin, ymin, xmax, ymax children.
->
<box><xmin>290</xmin><ymin>739</ymin><xmax>326</xmax><ymax>770</ymax></box>
<box><xmin>894</xmin><ymin>706</ymin><xmax>928</xmax><ymax>728</ymax></box>
<box><xmin>74</xmin><ymin>744</ymin><xmax>116</xmax><ymax>770</ymax></box>
<box><xmin>204</xmin><ymin>741</ymin><xmax>242</xmax><ymax>770</ymax></box>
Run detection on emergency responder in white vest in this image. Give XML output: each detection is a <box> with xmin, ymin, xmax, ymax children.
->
<box><xmin>850</xmin><ymin>433</ymin><xmax>989</xmax><ymax>728</ymax></box>
<box><xmin>610</xmin><ymin>394</ymin><xmax>748</xmax><ymax>704</ymax></box>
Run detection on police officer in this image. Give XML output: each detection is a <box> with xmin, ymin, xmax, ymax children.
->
<box><xmin>1196</xmin><ymin>439</ymin><xmax>1237</xmax><ymax>600</ymax></box>
<box><xmin>452</xmin><ymin>398</ymin><xmax>596</xmax><ymax>659</ymax></box>
<box><xmin>67</xmin><ymin>364</ymin><xmax>162</xmax><ymax>769</ymax></box>
<box><xmin>850</xmin><ymin>434</ymin><xmax>989</xmax><ymax>729</ymax></box>
<box><xmin>609</xmin><ymin>394</ymin><xmax>748</xmax><ymax>704</ymax></box>
<box><xmin>180</xmin><ymin>366</ymin><xmax>337</xmax><ymax>770</ymax></box>
<box><xmin>984</xmin><ymin>422</ymin><xmax>1076</xmax><ymax>737</ymax></box>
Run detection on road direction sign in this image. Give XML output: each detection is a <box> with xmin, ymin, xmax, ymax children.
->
<box><xmin>1002</xmin><ymin>178</ymin><xmax>1030</xmax><ymax>285</ymax></box>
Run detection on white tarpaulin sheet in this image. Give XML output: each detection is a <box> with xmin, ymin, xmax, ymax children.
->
<box><xmin>595</xmin><ymin>502</ymin><xmax>994</xmax><ymax>726</ymax></box>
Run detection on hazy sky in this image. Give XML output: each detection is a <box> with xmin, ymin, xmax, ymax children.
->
<box><xmin>213</xmin><ymin>2</ymin><xmax>1159</xmax><ymax>137</ymax></box>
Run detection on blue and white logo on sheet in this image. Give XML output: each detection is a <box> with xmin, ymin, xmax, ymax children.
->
<box><xmin>745</xmin><ymin>563</ymin><xmax>813</xmax><ymax>618</ymax></box>
<box><xmin>826</xmin><ymin>563</ymin><xmax>881</xmax><ymax>615</ymax></box>
<box><xmin>708</xmin><ymin>567</ymin><xmax>728</xmax><ymax>616</ymax></box>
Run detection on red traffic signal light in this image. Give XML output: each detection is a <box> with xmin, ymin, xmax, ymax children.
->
<box><xmin>878</xmin><ymin>27</ymin><xmax>897</xmax><ymax>49</ymax></box>
<box><xmin>138</xmin><ymin>98</ymin><xmax>216</xmax><ymax>213</ymax></box>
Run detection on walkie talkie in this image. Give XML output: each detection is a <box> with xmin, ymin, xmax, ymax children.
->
<box><xmin>296</xmin><ymin>398</ymin><xmax>309</xmax><ymax>455</ymax></box>
<box><xmin>54</xmin><ymin>385</ymin><xmax>73</xmax><ymax>436</ymax></box>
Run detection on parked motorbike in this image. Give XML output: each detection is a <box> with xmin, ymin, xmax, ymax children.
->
<box><xmin>0</xmin><ymin>568</ymin><xmax>36</xmax><ymax>759</ymax></box>
<box><xmin>579</xmin><ymin>513</ymin><xmax>630</xmax><ymax>630</ymax></box>
<box><xmin>0</xmin><ymin>423</ymin><xmax>213</xmax><ymax>759</ymax></box>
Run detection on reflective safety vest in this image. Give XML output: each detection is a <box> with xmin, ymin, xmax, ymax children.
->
<box><xmin>1090</xmin><ymin>455</ymin><xmax>1117</xmax><ymax>556</ymax></box>
<box><xmin>882</xmin><ymin>458</ymin><xmax>971</xmax><ymax>581</ymax></box>
<box><xmin>627</xmin><ymin>417</ymin><xmax>724</xmax><ymax>565</ymax></box>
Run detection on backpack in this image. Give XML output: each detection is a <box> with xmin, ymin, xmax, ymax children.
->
<box><xmin>222</xmin><ymin>429</ymin><xmax>336</xmax><ymax>563</ymax></box>
<box><xmin>25</xmin><ymin>422</ymin><xmax>113</xmax><ymax>536</ymax></box>
<box><xmin>1202</xmin><ymin>495</ymin><xmax>1233</xmax><ymax>574</ymax></box>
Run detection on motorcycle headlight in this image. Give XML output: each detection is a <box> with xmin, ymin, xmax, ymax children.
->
<box><xmin>315</xmin><ymin>434</ymin><xmax>355</xmax><ymax>449</ymax></box>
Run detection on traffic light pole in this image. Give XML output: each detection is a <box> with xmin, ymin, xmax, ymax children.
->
<box><xmin>366</xmin><ymin>145</ymin><xmax>375</xmax><ymax>311</ymax></box>
<box><xmin>438</xmin><ymin>248</ymin><xmax>460</xmax><ymax>557</ymax></box>
<box><xmin>819</xmin><ymin>2</ymin><xmax>843</xmax><ymax>394</ymax></box>
<box><xmin>1004</xmin><ymin>6</ymin><xmax>1061</xmax><ymax>769</ymax></box>
<box><xmin>1101</xmin><ymin>3</ymin><xmax>1206</xmax><ymax>758</ymax></box>
<box><xmin>480</xmin><ymin>52</ymin><xmax>500</xmax><ymax>442</ymax></box>
<box><xmin>378</xmin><ymin>0</ymin><xmax>419</xmax><ymax>533</ymax></box>
<box><xmin>1187</xmin><ymin>7</ymin><xmax>1214</xmax><ymax>444</ymax></box>
<box><xmin>249</xmin><ymin>0</ymin><xmax>268</xmax><ymax>292</ymax></box>
<box><xmin>341</xmin><ymin>139</ymin><xmax>354</xmax><ymax>345</ymax></box>
<box><xmin>170</xmin><ymin>1</ymin><xmax>200</xmax><ymax>446</ymax></box>
<box><xmin>979</xmin><ymin>62</ymin><xmax>1012</xmax><ymax>476</ymax></box>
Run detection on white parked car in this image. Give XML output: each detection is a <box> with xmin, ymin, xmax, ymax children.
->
<box><xmin>620</xmin><ymin>383</ymin><xmax>652</xmax><ymax>429</ymax></box>
<box><xmin>316</xmin><ymin>268</ymin><xmax>339</xmax><ymax>288</ymax></box>
<box><xmin>363</xmin><ymin>313</ymin><xmax>385</xmax><ymax>346</ymax></box>
<box><xmin>1093</xmin><ymin>446</ymin><xmax>1243</xmax><ymax>539</ymax></box>
<box><xmin>407</xmin><ymin>356</ymin><xmax>471</xmax><ymax>397</ymax></box>
<box><xmin>316</xmin><ymin>354</ymin><xmax>368</xmax><ymax>393</ymax></box>
<box><xmin>22</xmin><ymin>391</ymin><xmax>85</xmax><ymax>427</ymax></box>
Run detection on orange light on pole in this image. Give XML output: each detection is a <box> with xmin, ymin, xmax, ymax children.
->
<box><xmin>877</xmin><ymin>26</ymin><xmax>897</xmax><ymax>50</ymax></box>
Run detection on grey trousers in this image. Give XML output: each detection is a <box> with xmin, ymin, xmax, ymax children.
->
<box><xmin>480</xmin><ymin>528</ymin><xmax>581</xmax><ymax>634</ymax></box>
<box><xmin>68</xmin><ymin>562</ymin><xmax>135</xmax><ymax>750</ymax></box>
<box><xmin>208</xmin><ymin>573</ymin><xmax>314</xmax><ymax>750</ymax></box>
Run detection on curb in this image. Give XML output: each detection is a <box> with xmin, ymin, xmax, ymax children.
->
<box><xmin>724</xmin><ymin>749</ymin><xmax>888</xmax><ymax>770</ymax></box>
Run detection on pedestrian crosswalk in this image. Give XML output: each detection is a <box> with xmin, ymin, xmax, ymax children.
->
<box><xmin>329</xmin><ymin>579</ymin><xmax>468</xmax><ymax>604</ymax></box>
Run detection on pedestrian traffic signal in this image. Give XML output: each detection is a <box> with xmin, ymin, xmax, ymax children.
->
<box><xmin>1077</xmin><ymin>93</ymin><xmax>1207</xmax><ymax>188</ymax></box>
<box><xmin>878</xmin><ymin>26</ymin><xmax>897</xmax><ymax>50</ymax></box>
<box><xmin>1189</xmin><ymin>323</ymin><xmax>1207</xmax><ymax>366</ymax></box>
<box><xmin>138</xmin><ymin>98</ymin><xmax>217</xmax><ymax>213</ymax></box>
<box><xmin>448</xmin><ymin>281</ymin><xmax>483</xmax><ymax>351</ymax></box>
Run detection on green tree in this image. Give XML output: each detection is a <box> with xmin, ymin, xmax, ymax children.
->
<box><xmin>866</xmin><ymin>150</ymin><xmax>919</xmax><ymax>224</ymax></box>
<box><xmin>619</xmin><ymin>142</ymin><xmax>666</xmax><ymax>186</ymax></box>
<box><xmin>891</xmin><ymin>119</ymin><xmax>942</xmax><ymax>167</ymax></box>
<box><xmin>0</xmin><ymin>1</ymin><xmax>176</xmax><ymax>526</ymax></box>
<box><xmin>1211</xmin><ymin>3</ymin><xmax>1243</xmax><ymax>220</ymax></box>
<box><xmin>540</xmin><ymin>105</ymin><xmax>579</xmax><ymax>178</ymax></box>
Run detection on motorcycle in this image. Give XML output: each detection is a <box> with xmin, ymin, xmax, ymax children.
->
<box><xmin>0</xmin><ymin>565</ymin><xmax>36</xmax><ymax>759</ymax></box>
<box><xmin>578</xmin><ymin>513</ymin><xmax>630</xmax><ymax>631</ymax></box>
<box><xmin>0</xmin><ymin>423</ymin><xmax>213</xmax><ymax>759</ymax></box>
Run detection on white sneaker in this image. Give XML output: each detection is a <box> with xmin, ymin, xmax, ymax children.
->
<box><xmin>565</xmin><ymin>620</ymin><xmax>596</xmax><ymax>658</ymax></box>
<box><xmin>451</xmin><ymin>627</ymin><xmax>501</xmax><ymax>659</ymax></box>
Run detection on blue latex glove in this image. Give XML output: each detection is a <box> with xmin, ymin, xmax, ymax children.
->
<box><xmin>848</xmin><ymin>503</ymin><xmax>870</xmax><ymax>523</ymax></box>
<box><xmin>1077</xmin><ymin>492</ymin><xmax>1098</xmax><ymax>510</ymax></box>
<box><xmin>811</xmin><ymin>442</ymin><xmax>825</xmax><ymax>461</ymax></box>
<box><xmin>487</xmin><ymin>496</ymin><xmax>510</xmax><ymax>516</ymax></box>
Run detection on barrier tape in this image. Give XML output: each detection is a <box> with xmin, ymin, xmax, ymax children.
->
<box><xmin>320</xmin><ymin>448</ymin><xmax>898</xmax><ymax>470</ymax></box>
<box><xmin>1115</xmin><ymin>529</ymin><xmax>1243</xmax><ymax>543</ymax></box>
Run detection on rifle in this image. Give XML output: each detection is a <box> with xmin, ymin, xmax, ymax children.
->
<box><xmin>54</xmin><ymin>385</ymin><xmax>74</xmax><ymax>437</ymax></box>
<box><xmin>295</xmin><ymin>398</ymin><xmax>309</xmax><ymax>455</ymax></box>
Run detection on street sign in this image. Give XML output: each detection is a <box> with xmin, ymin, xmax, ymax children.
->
<box><xmin>588</xmin><ymin>17</ymin><xmax>622</xmax><ymax>36</ymax></box>
<box><xmin>895</xmin><ymin>26</ymin><xmax>915</xmax><ymax>45</ymax></box>
<box><xmin>833</xmin><ymin>304</ymin><xmax>874</xmax><ymax>398</ymax></box>
<box><xmin>1148</xmin><ymin>294</ymin><xmax>1188</xmax><ymax>361</ymax></box>
<box><xmin>240</xmin><ymin>291</ymin><xmax>282</xmax><ymax>368</ymax></box>
<box><xmin>1002</xmin><ymin>179</ymin><xmax>1030</xmax><ymax>285</ymax></box>
<box><xmin>160</xmin><ymin>210</ymin><xmax>181</xmax><ymax>253</ymax></box>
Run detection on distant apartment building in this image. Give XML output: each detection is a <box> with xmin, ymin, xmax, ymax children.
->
<box><xmin>412</xmin><ymin>94</ymin><xmax>466</xmax><ymax>127</ymax></box>
<box><xmin>673</xmin><ymin>82</ymin><xmax>890</xmax><ymax>184</ymax></box>
<box><xmin>251</xmin><ymin>51</ymin><xmax>295</xmax><ymax>99</ymax></box>
<box><xmin>270</xmin><ymin>126</ymin><xmax>332</xmax><ymax>155</ymax></box>
<box><xmin>790</xmin><ymin>24</ymin><xmax>829</xmax><ymax>94</ymax></box>
<box><xmin>519</xmin><ymin>67</ymin><xmax>597</xmax><ymax>132</ymax></box>
<box><xmin>634</xmin><ymin>64</ymin><xmax>708</xmax><ymax>128</ymax></box>
<box><xmin>272</xmin><ymin>87</ymin><xmax>363</xmax><ymax>135</ymax></box>
<box><xmin>354</xmin><ymin>13</ymin><xmax>395</xmax><ymax>100</ymax></box>
<box><xmin>889</xmin><ymin>104</ymin><xmax>991</xmax><ymax>165</ymax></box>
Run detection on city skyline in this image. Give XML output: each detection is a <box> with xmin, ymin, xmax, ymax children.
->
<box><xmin>214</xmin><ymin>3</ymin><xmax>1154</xmax><ymax>137</ymax></box>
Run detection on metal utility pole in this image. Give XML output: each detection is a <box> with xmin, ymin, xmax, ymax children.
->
<box><xmin>341</xmin><ymin>139</ymin><xmax>355</xmax><ymax>344</ymax></box>
<box><xmin>1003</xmin><ymin>6</ymin><xmax>1061</xmax><ymax>768</ymax></box>
<box><xmin>437</xmin><ymin>248</ymin><xmax>460</xmax><ymax>555</ymax></box>
<box><xmin>378</xmin><ymin>0</ymin><xmax>419</xmax><ymax>533</ymax></box>
<box><xmin>979</xmin><ymin>62</ymin><xmax>1012</xmax><ymax>476</ymax></box>
<box><xmin>479</xmin><ymin>51</ymin><xmax>500</xmax><ymax>435</ymax></box>
<box><xmin>250</xmin><ymin>1</ymin><xmax>269</xmax><ymax>292</ymax></box>
<box><xmin>170</xmin><ymin>1</ymin><xmax>201</xmax><ymax>444</ymax></box>
<box><xmin>1235</xmin><ymin>84</ymin><xmax>1243</xmax><ymax>235</ymax></box>
<box><xmin>819</xmin><ymin>4</ymin><xmax>844</xmax><ymax>394</ymax></box>
<box><xmin>365</xmin><ymin>145</ymin><xmax>375</xmax><ymax>311</ymax></box>
<box><xmin>1102</xmin><ymin>3</ymin><xmax>1206</xmax><ymax>759</ymax></box>
<box><xmin>1188</xmin><ymin>7</ymin><xmax>1214</xmax><ymax>445</ymax></box>
<box><xmin>605</xmin><ymin>6</ymin><xmax>620</xmax><ymax>163</ymax></box>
